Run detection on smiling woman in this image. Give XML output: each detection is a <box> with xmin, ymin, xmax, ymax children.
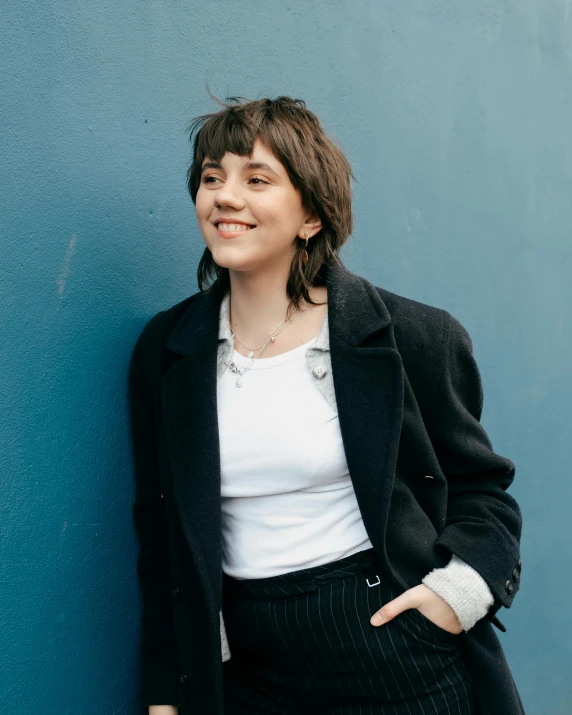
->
<box><xmin>129</xmin><ymin>95</ymin><xmax>524</xmax><ymax>715</ymax></box>
<box><xmin>186</xmin><ymin>95</ymin><xmax>354</xmax><ymax>323</ymax></box>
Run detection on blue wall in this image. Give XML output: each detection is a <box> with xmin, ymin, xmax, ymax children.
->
<box><xmin>2</xmin><ymin>2</ymin><xmax>570</xmax><ymax>712</ymax></box>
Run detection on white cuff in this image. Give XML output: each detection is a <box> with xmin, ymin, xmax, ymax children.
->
<box><xmin>220</xmin><ymin>610</ymin><xmax>232</xmax><ymax>661</ymax></box>
<box><xmin>422</xmin><ymin>554</ymin><xmax>494</xmax><ymax>631</ymax></box>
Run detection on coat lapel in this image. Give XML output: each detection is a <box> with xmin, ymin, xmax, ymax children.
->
<box><xmin>161</xmin><ymin>260</ymin><xmax>405</xmax><ymax>604</ymax></box>
<box><xmin>326</xmin><ymin>261</ymin><xmax>404</xmax><ymax>560</ymax></box>
<box><xmin>162</xmin><ymin>286</ymin><xmax>224</xmax><ymax>603</ymax></box>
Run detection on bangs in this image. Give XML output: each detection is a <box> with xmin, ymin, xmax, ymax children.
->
<box><xmin>186</xmin><ymin>97</ymin><xmax>308</xmax><ymax>204</ymax></box>
<box><xmin>193</xmin><ymin>109</ymin><xmax>259</xmax><ymax>164</ymax></box>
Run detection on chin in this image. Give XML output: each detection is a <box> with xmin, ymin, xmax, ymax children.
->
<box><xmin>209</xmin><ymin>245</ymin><xmax>255</xmax><ymax>272</ymax></box>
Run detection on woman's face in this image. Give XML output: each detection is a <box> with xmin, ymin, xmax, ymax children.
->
<box><xmin>195</xmin><ymin>138</ymin><xmax>321</xmax><ymax>275</ymax></box>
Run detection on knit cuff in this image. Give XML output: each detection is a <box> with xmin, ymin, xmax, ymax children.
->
<box><xmin>220</xmin><ymin>609</ymin><xmax>232</xmax><ymax>662</ymax></box>
<box><xmin>422</xmin><ymin>554</ymin><xmax>494</xmax><ymax>631</ymax></box>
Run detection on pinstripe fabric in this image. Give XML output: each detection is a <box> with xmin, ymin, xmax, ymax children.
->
<box><xmin>222</xmin><ymin>548</ymin><xmax>477</xmax><ymax>715</ymax></box>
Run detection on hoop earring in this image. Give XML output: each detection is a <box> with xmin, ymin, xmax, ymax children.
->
<box><xmin>301</xmin><ymin>233</ymin><xmax>311</xmax><ymax>265</ymax></box>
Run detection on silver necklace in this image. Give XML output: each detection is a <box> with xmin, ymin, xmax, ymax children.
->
<box><xmin>226</xmin><ymin>303</ymin><xmax>298</xmax><ymax>387</ymax></box>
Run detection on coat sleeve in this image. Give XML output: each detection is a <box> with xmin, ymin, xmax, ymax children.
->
<box><xmin>427</xmin><ymin>311</ymin><xmax>523</xmax><ymax>615</ymax></box>
<box><xmin>128</xmin><ymin>331</ymin><xmax>180</xmax><ymax>706</ymax></box>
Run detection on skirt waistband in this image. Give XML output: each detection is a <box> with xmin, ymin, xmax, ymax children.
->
<box><xmin>222</xmin><ymin>547</ymin><xmax>383</xmax><ymax>600</ymax></box>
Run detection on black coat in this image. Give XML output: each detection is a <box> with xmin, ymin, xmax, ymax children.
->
<box><xmin>128</xmin><ymin>259</ymin><xmax>524</xmax><ymax>714</ymax></box>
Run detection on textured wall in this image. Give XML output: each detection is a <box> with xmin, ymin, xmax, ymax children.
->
<box><xmin>1</xmin><ymin>1</ymin><xmax>571</xmax><ymax>713</ymax></box>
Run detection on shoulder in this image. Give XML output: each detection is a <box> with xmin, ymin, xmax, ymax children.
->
<box><xmin>364</xmin><ymin>280</ymin><xmax>470</xmax><ymax>359</ymax></box>
<box><xmin>373</xmin><ymin>284</ymin><xmax>449</xmax><ymax>347</ymax></box>
<box><xmin>364</xmin><ymin>279</ymin><xmax>474</xmax><ymax>353</ymax></box>
<box><xmin>129</xmin><ymin>290</ymin><xmax>203</xmax><ymax>375</ymax></box>
<box><xmin>363</xmin><ymin>279</ymin><xmax>477</xmax><ymax>400</ymax></box>
<box><xmin>135</xmin><ymin>292</ymin><xmax>200</xmax><ymax>346</ymax></box>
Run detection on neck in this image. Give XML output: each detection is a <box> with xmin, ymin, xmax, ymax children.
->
<box><xmin>228</xmin><ymin>263</ymin><xmax>294</xmax><ymax>343</ymax></box>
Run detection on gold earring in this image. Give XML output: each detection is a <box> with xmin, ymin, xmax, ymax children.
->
<box><xmin>301</xmin><ymin>233</ymin><xmax>311</xmax><ymax>265</ymax></box>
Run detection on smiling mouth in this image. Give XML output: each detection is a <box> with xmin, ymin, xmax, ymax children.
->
<box><xmin>216</xmin><ymin>222</ymin><xmax>255</xmax><ymax>231</ymax></box>
<box><xmin>215</xmin><ymin>222</ymin><xmax>255</xmax><ymax>236</ymax></box>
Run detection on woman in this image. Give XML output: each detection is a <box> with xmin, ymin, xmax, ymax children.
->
<box><xmin>128</xmin><ymin>96</ymin><xmax>524</xmax><ymax>715</ymax></box>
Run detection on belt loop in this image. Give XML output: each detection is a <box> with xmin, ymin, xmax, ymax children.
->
<box><xmin>357</xmin><ymin>550</ymin><xmax>383</xmax><ymax>590</ymax></box>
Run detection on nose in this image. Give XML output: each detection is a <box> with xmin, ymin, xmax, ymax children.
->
<box><xmin>214</xmin><ymin>177</ymin><xmax>245</xmax><ymax>209</ymax></box>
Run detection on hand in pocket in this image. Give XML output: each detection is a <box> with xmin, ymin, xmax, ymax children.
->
<box><xmin>369</xmin><ymin>584</ymin><xmax>463</xmax><ymax>635</ymax></box>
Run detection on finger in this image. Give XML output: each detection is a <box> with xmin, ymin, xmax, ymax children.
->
<box><xmin>370</xmin><ymin>592</ymin><xmax>415</xmax><ymax>626</ymax></box>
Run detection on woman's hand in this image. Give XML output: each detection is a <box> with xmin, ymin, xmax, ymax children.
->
<box><xmin>370</xmin><ymin>584</ymin><xmax>463</xmax><ymax>634</ymax></box>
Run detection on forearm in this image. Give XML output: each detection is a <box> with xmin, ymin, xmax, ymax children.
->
<box><xmin>149</xmin><ymin>706</ymin><xmax>178</xmax><ymax>715</ymax></box>
<box><xmin>425</xmin><ymin>311</ymin><xmax>523</xmax><ymax>609</ymax></box>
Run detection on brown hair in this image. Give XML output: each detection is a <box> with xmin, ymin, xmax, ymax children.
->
<box><xmin>186</xmin><ymin>93</ymin><xmax>356</xmax><ymax>313</ymax></box>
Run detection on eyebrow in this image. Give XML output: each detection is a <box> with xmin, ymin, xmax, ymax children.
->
<box><xmin>200</xmin><ymin>160</ymin><xmax>281</xmax><ymax>177</ymax></box>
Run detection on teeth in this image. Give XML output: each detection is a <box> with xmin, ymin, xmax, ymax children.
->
<box><xmin>218</xmin><ymin>223</ymin><xmax>252</xmax><ymax>231</ymax></box>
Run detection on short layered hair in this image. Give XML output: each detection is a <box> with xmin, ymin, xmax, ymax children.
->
<box><xmin>186</xmin><ymin>94</ymin><xmax>355</xmax><ymax>311</ymax></box>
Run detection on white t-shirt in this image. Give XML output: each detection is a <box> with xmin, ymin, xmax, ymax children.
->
<box><xmin>218</xmin><ymin>335</ymin><xmax>373</xmax><ymax>579</ymax></box>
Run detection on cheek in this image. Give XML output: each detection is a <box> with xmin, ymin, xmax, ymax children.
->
<box><xmin>195</xmin><ymin>191</ymin><xmax>209</xmax><ymax>220</ymax></box>
<box><xmin>194</xmin><ymin>195</ymin><xmax>213</xmax><ymax>245</ymax></box>
<box><xmin>256</xmin><ymin>204</ymin><xmax>298</xmax><ymax>234</ymax></box>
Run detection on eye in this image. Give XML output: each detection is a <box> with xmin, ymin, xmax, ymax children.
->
<box><xmin>249</xmin><ymin>177</ymin><xmax>268</xmax><ymax>185</ymax></box>
<box><xmin>201</xmin><ymin>176</ymin><xmax>218</xmax><ymax>184</ymax></box>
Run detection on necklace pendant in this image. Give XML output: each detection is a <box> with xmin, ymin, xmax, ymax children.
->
<box><xmin>236</xmin><ymin>377</ymin><xmax>243</xmax><ymax>387</ymax></box>
<box><xmin>247</xmin><ymin>350</ymin><xmax>254</xmax><ymax>358</ymax></box>
<box><xmin>270</xmin><ymin>335</ymin><xmax>276</xmax><ymax>343</ymax></box>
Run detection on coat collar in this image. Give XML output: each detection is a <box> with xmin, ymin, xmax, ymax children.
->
<box><xmin>165</xmin><ymin>259</ymin><xmax>392</xmax><ymax>356</ymax></box>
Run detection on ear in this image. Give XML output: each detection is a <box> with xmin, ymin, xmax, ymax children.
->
<box><xmin>298</xmin><ymin>211</ymin><xmax>323</xmax><ymax>239</ymax></box>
